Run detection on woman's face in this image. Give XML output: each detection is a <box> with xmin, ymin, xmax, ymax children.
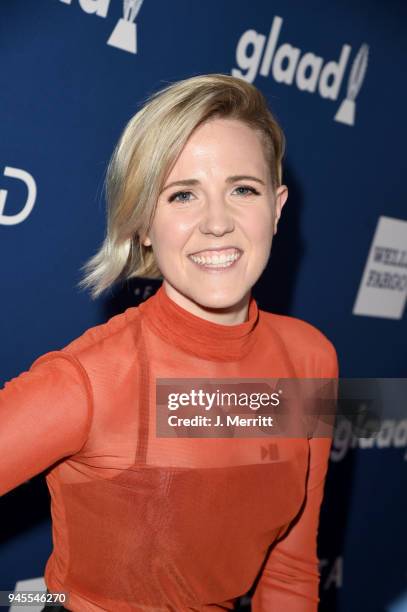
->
<box><xmin>141</xmin><ymin>117</ymin><xmax>288</xmax><ymax>319</ymax></box>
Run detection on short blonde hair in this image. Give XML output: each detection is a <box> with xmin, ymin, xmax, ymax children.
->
<box><xmin>77</xmin><ymin>73</ymin><xmax>286</xmax><ymax>299</ymax></box>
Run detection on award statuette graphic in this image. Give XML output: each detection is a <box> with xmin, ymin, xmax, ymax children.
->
<box><xmin>334</xmin><ymin>43</ymin><xmax>369</xmax><ymax>126</ymax></box>
<box><xmin>107</xmin><ymin>0</ymin><xmax>144</xmax><ymax>54</ymax></box>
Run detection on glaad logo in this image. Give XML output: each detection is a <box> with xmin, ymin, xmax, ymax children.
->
<box><xmin>331</xmin><ymin>418</ymin><xmax>407</xmax><ymax>463</ymax></box>
<box><xmin>59</xmin><ymin>0</ymin><xmax>110</xmax><ymax>17</ymax></box>
<box><xmin>232</xmin><ymin>15</ymin><xmax>369</xmax><ymax>126</ymax></box>
<box><xmin>335</xmin><ymin>43</ymin><xmax>369</xmax><ymax>125</ymax></box>
<box><xmin>59</xmin><ymin>0</ymin><xmax>144</xmax><ymax>55</ymax></box>
<box><xmin>107</xmin><ymin>0</ymin><xmax>144</xmax><ymax>53</ymax></box>
<box><xmin>0</xmin><ymin>166</ymin><xmax>37</xmax><ymax>226</ymax></box>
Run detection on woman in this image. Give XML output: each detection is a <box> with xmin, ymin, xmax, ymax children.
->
<box><xmin>0</xmin><ymin>74</ymin><xmax>338</xmax><ymax>611</ymax></box>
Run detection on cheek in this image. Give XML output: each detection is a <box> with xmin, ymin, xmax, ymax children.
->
<box><xmin>151</xmin><ymin>215</ymin><xmax>192</xmax><ymax>256</ymax></box>
<box><xmin>244</xmin><ymin>207</ymin><xmax>274</xmax><ymax>243</ymax></box>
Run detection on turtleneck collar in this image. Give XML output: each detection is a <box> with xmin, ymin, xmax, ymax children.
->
<box><xmin>139</xmin><ymin>283</ymin><xmax>260</xmax><ymax>362</ymax></box>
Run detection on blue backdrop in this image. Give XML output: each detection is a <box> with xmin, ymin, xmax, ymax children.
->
<box><xmin>1</xmin><ymin>1</ymin><xmax>406</xmax><ymax>611</ymax></box>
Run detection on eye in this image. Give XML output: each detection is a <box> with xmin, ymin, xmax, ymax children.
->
<box><xmin>168</xmin><ymin>185</ymin><xmax>260</xmax><ymax>203</ymax></box>
<box><xmin>234</xmin><ymin>185</ymin><xmax>260</xmax><ymax>197</ymax></box>
<box><xmin>168</xmin><ymin>191</ymin><xmax>193</xmax><ymax>203</ymax></box>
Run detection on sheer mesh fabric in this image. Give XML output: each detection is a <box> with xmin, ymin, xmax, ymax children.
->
<box><xmin>0</xmin><ymin>284</ymin><xmax>338</xmax><ymax>611</ymax></box>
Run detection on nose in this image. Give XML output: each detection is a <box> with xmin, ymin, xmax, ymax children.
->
<box><xmin>198</xmin><ymin>197</ymin><xmax>235</xmax><ymax>237</ymax></box>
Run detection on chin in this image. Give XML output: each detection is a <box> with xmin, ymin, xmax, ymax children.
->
<box><xmin>191</xmin><ymin>288</ymin><xmax>247</xmax><ymax>310</ymax></box>
<box><xmin>164</xmin><ymin>277</ymin><xmax>250</xmax><ymax>309</ymax></box>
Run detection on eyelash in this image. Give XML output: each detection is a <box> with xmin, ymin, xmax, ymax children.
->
<box><xmin>168</xmin><ymin>185</ymin><xmax>260</xmax><ymax>203</ymax></box>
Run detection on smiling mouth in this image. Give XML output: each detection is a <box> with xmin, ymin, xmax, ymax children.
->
<box><xmin>188</xmin><ymin>249</ymin><xmax>242</xmax><ymax>270</ymax></box>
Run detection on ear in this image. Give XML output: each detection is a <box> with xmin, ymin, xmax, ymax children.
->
<box><xmin>273</xmin><ymin>185</ymin><xmax>288</xmax><ymax>236</ymax></box>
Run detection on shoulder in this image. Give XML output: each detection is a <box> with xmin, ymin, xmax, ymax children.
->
<box><xmin>259</xmin><ymin>309</ymin><xmax>339</xmax><ymax>377</ymax></box>
<box><xmin>24</xmin><ymin>306</ymin><xmax>142</xmax><ymax>450</ymax></box>
<box><xmin>29</xmin><ymin>307</ymin><xmax>142</xmax><ymax>381</ymax></box>
<box><xmin>260</xmin><ymin>309</ymin><xmax>334</xmax><ymax>352</ymax></box>
<box><xmin>58</xmin><ymin>306</ymin><xmax>142</xmax><ymax>366</ymax></box>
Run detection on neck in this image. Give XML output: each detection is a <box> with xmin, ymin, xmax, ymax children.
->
<box><xmin>162</xmin><ymin>280</ymin><xmax>250</xmax><ymax>325</ymax></box>
<box><xmin>139</xmin><ymin>282</ymin><xmax>260</xmax><ymax>362</ymax></box>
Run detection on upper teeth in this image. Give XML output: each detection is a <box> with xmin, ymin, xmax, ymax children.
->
<box><xmin>189</xmin><ymin>252</ymin><xmax>240</xmax><ymax>265</ymax></box>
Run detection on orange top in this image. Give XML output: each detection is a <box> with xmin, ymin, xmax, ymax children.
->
<box><xmin>0</xmin><ymin>284</ymin><xmax>338</xmax><ymax>611</ymax></box>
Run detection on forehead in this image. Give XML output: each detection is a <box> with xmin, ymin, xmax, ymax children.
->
<box><xmin>174</xmin><ymin>118</ymin><xmax>267</xmax><ymax>170</ymax></box>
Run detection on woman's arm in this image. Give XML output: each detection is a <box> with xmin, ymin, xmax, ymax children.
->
<box><xmin>0</xmin><ymin>351</ymin><xmax>93</xmax><ymax>496</ymax></box>
<box><xmin>251</xmin><ymin>345</ymin><xmax>339</xmax><ymax>611</ymax></box>
<box><xmin>251</xmin><ymin>436</ymin><xmax>333</xmax><ymax>610</ymax></box>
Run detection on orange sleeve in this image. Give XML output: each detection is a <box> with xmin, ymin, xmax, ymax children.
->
<box><xmin>0</xmin><ymin>351</ymin><xmax>93</xmax><ymax>497</ymax></box>
<box><xmin>251</xmin><ymin>345</ymin><xmax>339</xmax><ymax>611</ymax></box>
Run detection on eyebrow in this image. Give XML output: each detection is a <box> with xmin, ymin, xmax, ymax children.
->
<box><xmin>162</xmin><ymin>175</ymin><xmax>266</xmax><ymax>192</ymax></box>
